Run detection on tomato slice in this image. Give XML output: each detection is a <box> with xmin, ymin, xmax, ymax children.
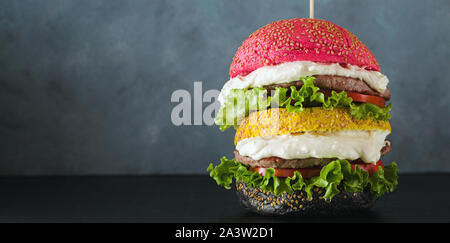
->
<box><xmin>346</xmin><ymin>91</ymin><xmax>386</xmax><ymax>108</ymax></box>
<box><xmin>320</xmin><ymin>89</ymin><xmax>386</xmax><ymax>108</ymax></box>
<box><xmin>351</xmin><ymin>160</ymin><xmax>384</xmax><ymax>174</ymax></box>
<box><xmin>251</xmin><ymin>160</ymin><xmax>384</xmax><ymax>178</ymax></box>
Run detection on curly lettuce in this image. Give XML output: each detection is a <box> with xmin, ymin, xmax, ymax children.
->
<box><xmin>207</xmin><ymin>157</ymin><xmax>398</xmax><ymax>200</ymax></box>
<box><xmin>215</xmin><ymin>76</ymin><xmax>392</xmax><ymax>131</ymax></box>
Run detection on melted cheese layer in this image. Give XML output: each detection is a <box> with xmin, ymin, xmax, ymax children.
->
<box><xmin>235</xmin><ymin>130</ymin><xmax>390</xmax><ymax>164</ymax></box>
<box><xmin>219</xmin><ymin>61</ymin><xmax>389</xmax><ymax>105</ymax></box>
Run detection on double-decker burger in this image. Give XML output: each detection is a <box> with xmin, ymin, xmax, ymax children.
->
<box><xmin>208</xmin><ymin>18</ymin><xmax>398</xmax><ymax>216</ymax></box>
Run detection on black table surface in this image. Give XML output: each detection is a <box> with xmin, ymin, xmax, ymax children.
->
<box><xmin>0</xmin><ymin>174</ymin><xmax>448</xmax><ymax>223</ymax></box>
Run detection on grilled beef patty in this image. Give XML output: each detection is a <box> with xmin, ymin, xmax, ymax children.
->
<box><xmin>263</xmin><ymin>75</ymin><xmax>390</xmax><ymax>100</ymax></box>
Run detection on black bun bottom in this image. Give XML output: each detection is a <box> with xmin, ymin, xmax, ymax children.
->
<box><xmin>236</xmin><ymin>181</ymin><xmax>377</xmax><ymax>216</ymax></box>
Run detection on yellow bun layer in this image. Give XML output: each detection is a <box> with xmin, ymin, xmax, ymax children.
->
<box><xmin>234</xmin><ymin>108</ymin><xmax>391</xmax><ymax>145</ymax></box>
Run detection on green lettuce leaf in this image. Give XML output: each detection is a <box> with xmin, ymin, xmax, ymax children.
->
<box><xmin>207</xmin><ymin>157</ymin><xmax>398</xmax><ymax>200</ymax></box>
<box><xmin>350</xmin><ymin>102</ymin><xmax>392</xmax><ymax>121</ymax></box>
<box><xmin>215</xmin><ymin>76</ymin><xmax>392</xmax><ymax>131</ymax></box>
<box><xmin>305</xmin><ymin>160</ymin><xmax>344</xmax><ymax>199</ymax></box>
<box><xmin>322</xmin><ymin>90</ymin><xmax>354</xmax><ymax>110</ymax></box>
<box><xmin>368</xmin><ymin>162</ymin><xmax>398</xmax><ymax>196</ymax></box>
<box><xmin>215</xmin><ymin>88</ymin><xmax>271</xmax><ymax>132</ymax></box>
<box><xmin>341</xmin><ymin>162</ymin><xmax>369</xmax><ymax>193</ymax></box>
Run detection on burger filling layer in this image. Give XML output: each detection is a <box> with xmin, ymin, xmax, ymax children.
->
<box><xmin>219</xmin><ymin>61</ymin><xmax>389</xmax><ymax>105</ymax></box>
<box><xmin>215</xmin><ymin>76</ymin><xmax>391</xmax><ymax>131</ymax></box>
<box><xmin>207</xmin><ymin>157</ymin><xmax>398</xmax><ymax>199</ymax></box>
<box><xmin>234</xmin><ymin>140</ymin><xmax>391</xmax><ymax>169</ymax></box>
<box><xmin>235</xmin><ymin>130</ymin><xmax>390</xmax><ymax>164</ymax></box>
<box><xmin>263</xmin><ymin>75</ymin><xmax>390</xmax><ymax>100</ymax></box>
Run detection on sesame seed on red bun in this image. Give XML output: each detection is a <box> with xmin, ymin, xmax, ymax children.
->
<box><xmin>230</xmin><ymin>18</ymin><xmax>380</xmax><ymax>78</ymax></box>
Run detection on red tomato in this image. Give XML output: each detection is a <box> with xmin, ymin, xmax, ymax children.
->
<box><xmin>351</xmin><ymin>160</ymin><xmax>384</xmax><ymax>174</ymax></box>
<box><xmin>251</xmin><ymin>160</ymin><xmax>384</xmax><ymax>178</ymax></box>
<box><xmin>320</xmin><ymin>89</ymin><xmax>386</xmax><ymax>108</ymax></box>
<box><xmin>346</xmin><ymin>91</ymin><xmax>386</xmax><ymax>108</ymax></box>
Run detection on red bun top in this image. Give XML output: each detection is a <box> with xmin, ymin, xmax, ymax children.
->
<box><xmin>230</xmin><ymin>18</ymin><xmax>380</xmax><ymax>78</ymax></box>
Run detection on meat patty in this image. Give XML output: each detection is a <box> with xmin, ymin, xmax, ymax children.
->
<box><xmin>235</xmin><ymin>139</ymin><xmax>393</xmax><ymax>169</ymax></box>
<box><xmin>263</xmin><ymin>75</ymin><xmax>390</xmax><ymax>100</ymax></box>
<box><xmin>234</xmin><ymin>151</ymin><xmax>336</xmax><ymax>169</ymax></box>
<box><xmin>380</xmin><ymin>139</ymin><xmax>392</xmax><ymax>156</ymax></box>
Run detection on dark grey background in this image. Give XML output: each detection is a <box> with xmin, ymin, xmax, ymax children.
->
<box><xmin>0</xmin><ymin>0</ymin><xmax>448</xmax><ymax>175</ymax></box>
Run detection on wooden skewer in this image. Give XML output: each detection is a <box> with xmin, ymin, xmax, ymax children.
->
<box><xmin>310</xmin><ymin>0</ymin><xmax>315</xmax><ymax>19</ymax></box>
